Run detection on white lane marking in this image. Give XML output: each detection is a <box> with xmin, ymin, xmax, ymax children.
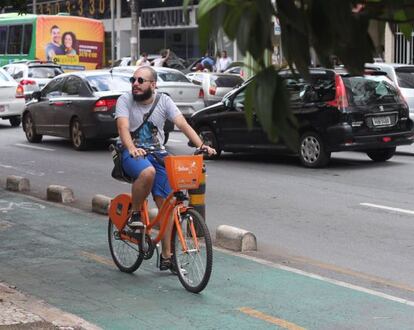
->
<box><xmin>168</xmin><ymin>138</ymin><xmax>184</xmax><ymax>143</ymax></box>
<box><xmin>0</xmin><ymin>163</ymin><xmax>44</xmax><ymax>176</ymax></box>
<box><xmin>361</xmin><ymin>202</ymin><xmax>414</xmax><ymax>215</ymax></box>
<box><xmin>15</xmin><ymin>143</ymin><xmax>55</xmax><ymax>151</ymax></box>
<box><xmin>215</xmin><ymin>246</ymin><xmax>414</xmax><ymax>307</ymax></box>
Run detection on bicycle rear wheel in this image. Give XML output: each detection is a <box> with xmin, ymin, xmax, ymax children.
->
<box><xmin>172</xmin><ymin>209</ymin><xmax>213</xmax><ymax>293</ymax></box>
<box><xmin>108</xmin><ymin>219</ymin><xmax>144</xmax><ymax>273</ymax></box>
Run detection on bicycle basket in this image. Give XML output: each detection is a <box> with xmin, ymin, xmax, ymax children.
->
<box><xmin>164</xmin><ymin>155</ymin><xmax>203</xmax><ymax>190</ymax></box>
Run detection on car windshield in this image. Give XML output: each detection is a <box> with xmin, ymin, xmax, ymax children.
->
<box><xmin>343</xmin><ymin>76</ymin><xmax>400</xmax><ymax>106</ymax></box>
<box><xmin>211</xmin><ymin>75</ymin><xmax>244</xmax><ymax>87</ymax></box>
<box><xmin>395</xmin><ymin>66</ymin><xmax>414</xmax><ymax>88</ymax></box>
<box><xmin>28</xmin><ymin>66</ymin><xmax>63</xmax><ymax>79</ymax></box>
<box><xmin>157</xmin><ymin>71</ymin><xmax>190</xmax><ymax>83</ymax></box>
<box><xmin>86</xmin><ymin>74</ymin><xmax>131</xmax><ymax>92</ymax></box>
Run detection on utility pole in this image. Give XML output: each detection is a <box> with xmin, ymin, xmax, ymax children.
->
<box><xmin>32</xmin><ymin>0</ymin><xmax>37</xmax><ymax>14</ymax></box>
<box><xmin>110</xmin><ymin>0</ymin><xmax>114</xmax><ymax>66</ymax></box>
<box><xmin>130</xmin><ymin>0</ymin><xmax>139</xmax><ymax>65</ymax></box>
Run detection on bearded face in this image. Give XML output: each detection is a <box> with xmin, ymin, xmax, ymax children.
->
<box><xmin>132</xmin><ymin>84</ymin><xmax>153</xmax><ymax>102</ymax></box>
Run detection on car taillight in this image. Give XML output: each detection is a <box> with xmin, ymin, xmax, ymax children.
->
<box><xmin>20</xmin><ymin>79</ymin><xmax>36</xmax><ymax>85</ymax></box>
<box><xmin>326</xmin><ymin>74</ymin><xmax>349</xmax><ymax>110</ymax></box>
<box><xmin>209</xmin><ymin>86</ymin><xmax>216</xmax><ymax>95</ymax></box>
<box><xmin>15</xmin><ymin>85</ymin><xmax>24</xmax><ymax>98</ymax></box>
<box><xmin>93</xmin><ymin>98</ymin><xmax>117</xmax><ymax>112</ymax></box>
<box><xmin>198</xmin><ymin>88</ymin><xmax>204</xmax><ymax>98</ymax></box>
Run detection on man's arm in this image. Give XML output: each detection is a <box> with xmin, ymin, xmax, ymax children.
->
<box><xmin>173</xmin><ymin>114</ymin><xmax>216</xmax><ymax>156</ymax></box>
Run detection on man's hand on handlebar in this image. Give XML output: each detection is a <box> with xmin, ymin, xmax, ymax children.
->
<box><xmin>129</xmin><ymin>147</ymin><xmax>147</xmax><ymax>158</ymax></box>
<box><xmin>198</xmin><ymin>145</ymin><xmax>216</xmax><ymax>156</ymax></box>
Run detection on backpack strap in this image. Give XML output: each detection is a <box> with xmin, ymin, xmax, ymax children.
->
<box><xmin>132</xmin><ymin>92</ymin><xmax>162</xmax><ymax>136</ymax></box>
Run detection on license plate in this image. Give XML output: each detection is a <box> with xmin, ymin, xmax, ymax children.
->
<box><xmin>372</xmin><ymin>116</ymin><xmax>391</xmax><ymax>126</ymax></box>
<box><xmin>0</xmin><ymin>105</ymin><xmax>5</xmax><ymax>113</ymax></box>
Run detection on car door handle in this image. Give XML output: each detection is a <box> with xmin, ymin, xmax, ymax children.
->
<box><xmin>64</xmin><ymin>101</ymin><xmax>72</xmax><ymax>105</ymax></box>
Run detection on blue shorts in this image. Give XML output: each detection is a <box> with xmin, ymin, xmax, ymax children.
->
<box><xmin>121</xmin><ymin>149</ymin><xmax>172</xmax><ymax>199</ymax></box>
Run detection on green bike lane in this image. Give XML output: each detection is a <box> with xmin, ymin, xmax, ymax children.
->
<box><xmin>0</xmin><ymin>189</ymin><xmax>413</xmax><ymax>330</ymax></box>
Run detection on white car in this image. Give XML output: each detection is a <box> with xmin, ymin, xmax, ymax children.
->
<box><xmin>0</xmin><ymin>67</ymin><xmax>25</xmax><ymax>127</ymax></box>
<box><xmin>186</xmin><ymin>72</ymin><xmax>245</xmax><ymax>106</ymax></box>
<box><xmin>365</xmin><ymin>63</ymin><xmax>414</xmax><ymax>118</ymax></box>
<box><xmin>112</xmin><ymin>66</ymin><xmax>205</xmax><ymax>118</ymax></box>
<box><xmin>2</xmin><ymin>61</ymin><xmax>64</xmax><ymax>101</ymax></box>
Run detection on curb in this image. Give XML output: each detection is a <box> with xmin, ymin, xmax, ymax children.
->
<box><xmin>92</xmin><ymin>194</ymin><xmax>111</xmax><ymax>215</ymax></box>
<box><xmin>216</xmin><ymin>224</ymin><xmax>257</xmax><ymax>252</ymax></box>
<box><xmin>6</xmin><ymin>175</ymin><xmax>30</xmax><ymax>192</ymax></box>
<box><xmin>46</xmin><ymin>185</ymin><xmax>75</xmax><ymax>203</ymax></box>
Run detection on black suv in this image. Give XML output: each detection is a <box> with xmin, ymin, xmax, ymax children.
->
<box><xmin>189</xmin><ymin>68</ymin><xmax>414</xmax><ymax>167</ymax></box>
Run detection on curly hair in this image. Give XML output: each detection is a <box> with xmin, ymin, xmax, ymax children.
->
<box><xmin>61</xmin><ymin>31</ymin><xmax>78</xmax><ymax>53</ymax></box>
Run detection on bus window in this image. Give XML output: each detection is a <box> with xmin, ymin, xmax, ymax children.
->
<box><xmin>7</xmin><ymin>25</ymin><xmax>23</xmax><ymax>54</ymax></box>
<box><xmin>0</xmin><ymin>26</ymin><xmax>6</xmax><ymax>54</ymax></box>
<box><xmin>23</xmin><ymin>25</ymin><xmax>33</xmax><ymax>55</ymax></box>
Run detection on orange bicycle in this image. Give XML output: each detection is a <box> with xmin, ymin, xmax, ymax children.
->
<box><xmin>107</xmin><ymin>149</ymin><xmax>213</xmax><ymax>293</ymax></box>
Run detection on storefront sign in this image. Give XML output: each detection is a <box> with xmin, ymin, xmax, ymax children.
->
<box><xmin>140</xmin><ymin>6</ymin><xmax>197</xmax><ymax>30</ymax></box>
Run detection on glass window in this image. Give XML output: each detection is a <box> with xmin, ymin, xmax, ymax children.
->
<box><xmin>7</xmin><ymin>25</ymin><xmax>23</xmax><ymax>54</ymax></box>
<box><xmin>42</xmin><ymin>77</ymin><xmax>64</xmax><ymax>98</ymax></box>
<box><xmin>395</xmin><ymin>67</ymin><xmax>414</xmax><ymax>89</ymax></box>
<box><xmin>62</xmin><ymin>76</ymin><xmax>83</xmax><ymax>95</ymax></box>
<box><xmin>22</xmin><ymin>25</ymin><xmax>33</xmax><ymax>55</ymax></box>
<box><xmin>28</xmin><ymin>66</ymin><xmax>63</xmax><ymax>78</ymax></box>
<box><xmin>0</xmin><ymin>26</ymin><xmax>7</xmax><ymax>54</ymax></box>
<box><xmin>343</xmin><ymin>76</ymin><xmax>400</xmax><ymax>106</ymax></box>
<box><xmin>211</xmin><ymin>75</ymin><xmax>244</xmax><ymax>88</ymax></box>
<box><xmin>86</xmin><ymin>74</ymin><xmax>131</xmax><ymax>92</ymax></box>
<box><xmin>233</xmin><ymin>89</ymin><xmax>245</xmax><ymax>110</ymax></box>
<box><xmin>157</xmin><ymin>70</ymin><xmax>190</xmax><ymax>83</ymax></box>
<box><xmin>0</xmin><ymin>69</ymin><xmax>11</xmax><ymax>82</ymax></box>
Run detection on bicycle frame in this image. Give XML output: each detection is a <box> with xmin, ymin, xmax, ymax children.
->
<box><xmin>108</xmin><ymin>192</ymin><xmax>199</xmax><ymax>252</ymax></box>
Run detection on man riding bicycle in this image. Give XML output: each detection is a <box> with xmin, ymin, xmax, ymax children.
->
<box><xmin>115</xmin><ymin>66</ymin><xmax>216</xmax><ymax>271</ymax></box>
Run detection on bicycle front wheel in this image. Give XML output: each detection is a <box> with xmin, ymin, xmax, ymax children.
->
<box><xmin>172</xmin><ymin>209</ymin><xmax>213</xmax><ymax>293</ymax></box>
<box><xmin>108</xmin><ymin>219</ymin><xmax>144</xmax><ymax>273</ymax></box>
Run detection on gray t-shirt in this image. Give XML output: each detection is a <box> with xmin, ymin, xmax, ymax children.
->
<box><xmin>115</xmin><ymin>92</ymin><xmax>181</xmax><ymax>147</ymax></box>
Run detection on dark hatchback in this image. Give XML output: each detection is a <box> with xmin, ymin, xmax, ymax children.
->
<box><xmin>189</xmin><ymin>68</ymin><xmax>414</xmax><ymax>167</ymax></box>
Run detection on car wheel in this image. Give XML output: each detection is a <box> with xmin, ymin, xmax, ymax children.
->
<box><xmin>70</xmin><ymin>118</ymin><xmax>88</xmax><ymax>150</ymax></box>
<box><xmin>23</xmin><ymin>113</ymin><xmax>42</xmax><ymax>143</ymax></box>
<box><xmin>198</xmin><ymin>126</ymin><xmax>221</xmax><ymax>159</ymax></box>
<box><xmin>9</xmin><ymin>116</ymin><xmax>21</xmax><ymax>127</ymax></box>
<box><xmin>299</xmin><ymin>132</ymin><xmax>331</xmax><ymax>168</ymax></box>
<box><xmin>366</xmin><ymin>148</ymin><xmax>396</xmax><ymax>162</ymax></box>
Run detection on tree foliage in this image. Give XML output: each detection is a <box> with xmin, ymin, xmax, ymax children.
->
<box><xmin>186</xmin><ymin>0</ymin><xmax>414</xmax><ymax>150</ymax></box>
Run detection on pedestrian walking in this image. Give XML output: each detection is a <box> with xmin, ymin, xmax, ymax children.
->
<box><xmin>216</xmin><ymin>50</ymin><xmax>232</xmax><ymax>72</ymax></box>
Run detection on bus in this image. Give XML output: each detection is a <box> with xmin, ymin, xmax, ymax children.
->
<box><xmin>0</xmin><ymin>13</ymin><xmax>104</xmax><ymax>71</ymax></box>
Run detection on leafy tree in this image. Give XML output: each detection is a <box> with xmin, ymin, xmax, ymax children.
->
<box><xmin>186</xmin><ymin>0</ymin><xmax>414</xmax><ymax>150</ymax></box>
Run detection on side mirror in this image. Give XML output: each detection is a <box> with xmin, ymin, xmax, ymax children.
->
<box><xmin>31</xmin><ymin>91</ymin><xmax>42</xmax><ymax>101</ymax></box>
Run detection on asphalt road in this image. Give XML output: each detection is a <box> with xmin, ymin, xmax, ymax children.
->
<box><xmin>1</xmin><ymin>119</ymin><xmax>414</xmax><ymax>304</ymax></box>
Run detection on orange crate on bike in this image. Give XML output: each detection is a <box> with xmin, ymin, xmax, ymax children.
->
<box><xmin>164</xmin><ymin>155</ymin><xmax>203</xmax><ymax>190</ymax></box>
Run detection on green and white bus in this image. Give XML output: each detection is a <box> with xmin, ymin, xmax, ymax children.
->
<box><xmin>0</xmin><ymin>13</ymin><xmax>104</xmax><ymax>71</ymax></box>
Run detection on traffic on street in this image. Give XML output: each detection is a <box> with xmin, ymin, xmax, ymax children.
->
<box><xmin>1</xmin><ymin>2</ymin><xmax>414</xmax><ymax>328</ymax></box>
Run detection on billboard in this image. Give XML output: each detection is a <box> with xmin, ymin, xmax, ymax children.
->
<box><xmin>35</xmin><ymin>15</ymin><xmax>104</xmax><ymax>71</ymax></box>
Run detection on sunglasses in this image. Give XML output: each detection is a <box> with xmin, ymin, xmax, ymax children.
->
<box><xmin>129</xmin><ymin>76</ymin><xmax>153</xmax><ymax>84</ymax></box>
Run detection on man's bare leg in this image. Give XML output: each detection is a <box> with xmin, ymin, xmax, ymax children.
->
<box><xmin>131</xmin><ymin>167</ymin><xmax>155</xmax><ymax>212</ymax></box>
<box><xmin>154</xmin><ymin>196</ymin><xmax>174</xmax><ymax>258</ymax></box>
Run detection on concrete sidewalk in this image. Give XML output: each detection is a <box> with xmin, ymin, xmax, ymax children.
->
<box><xmin>0</xmin><ymin>282</ymin><xmax>99</xmax><ymax>329</ymax></box>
